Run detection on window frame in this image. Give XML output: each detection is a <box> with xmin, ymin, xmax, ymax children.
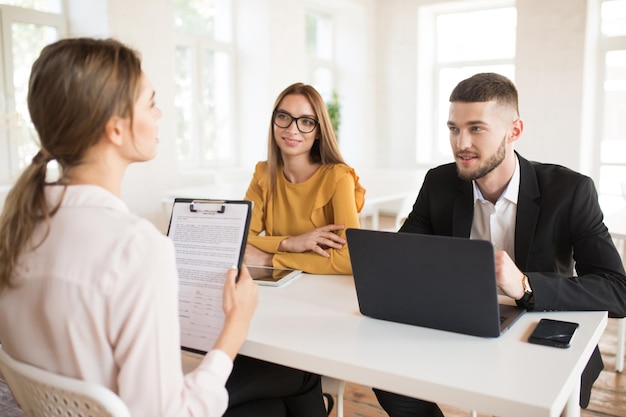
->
<box><xmin>593</xmin><ymin>0</ymin><xmax>626</xmax><ymax>199</ymax></box>
<box><xmin>0</xmin><ymin>4</ymin><xmax>66</xmax><ymax>184</ymax></box>
<box><xmin>415</xmin><ymin>0</ymin><xmax>516</xmax><ymax>166</ymax></box>
<box><xmin>172</xmin><ymin>1</ymin><xmax>237</xmax><ymax>172</ymax></box>
<box><xmin>305</xmin><ymin>9</ymin><xmax>337</xmax><ymax>101</ymax></box>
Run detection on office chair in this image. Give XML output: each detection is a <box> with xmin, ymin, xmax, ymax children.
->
<box><xmin>615</xmin><ymin>235</ymin><xmax>626</xmax><ymax>373</ymax></box>
<box><xmin>617</xmin><ymin>319</ymin><xmax>625</xmax><ymax>372</ymax></box>
<box><xmin>614</xmin><ymin>188</ymin><xmax>626</xmax><ymax>373</ymax></box>
<box><xmin>393</xmin><ymin>194</ymin><xmax>416</xmax><ymax>231</ymax></box>
<box><xmin>0</xmin><ymin>345</ymin><xmax>131</xmax><ymax>417</ymax></box>
<box><xmin>618</xmin><ymin>184</ymin><xmax>626</xmax><ymax>372</ymax></box>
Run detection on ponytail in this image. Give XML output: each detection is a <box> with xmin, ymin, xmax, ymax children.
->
<box><xmin>0</xmin><ymin>151</ymin><xmax>64</xmax><ymax>292</ymax></box>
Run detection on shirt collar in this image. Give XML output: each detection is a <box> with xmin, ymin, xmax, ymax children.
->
<box><xmin>45</xmin><ymin>184</ymin><xmax>129</xmax><ymax>213</ymax></box>
<box><xmin>472</xmin><ymin>155</ymin><xmax>520</xmax><ymax>204</ymax></box>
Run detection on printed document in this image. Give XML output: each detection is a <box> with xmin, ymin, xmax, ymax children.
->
<box><xmin>167</xmin><ymin>199</ymin><xmax>251</xmax><ymax>353</ymax></box>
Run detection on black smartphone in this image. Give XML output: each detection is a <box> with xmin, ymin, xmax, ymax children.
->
<box><xmin>528</xmin><ymin>318</ymin><xmax>579</xmax><ymax>348</ymax></box>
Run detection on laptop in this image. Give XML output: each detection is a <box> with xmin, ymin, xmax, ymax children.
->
<box><xmin>346</xmin><ymin>228</ymin><xmax>525</xmax><ymax>338</ymax></box>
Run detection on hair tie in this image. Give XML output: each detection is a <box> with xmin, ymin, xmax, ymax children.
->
<box><xmin>32</xmin><ymin>149</ymin><xmax>54</xmax><ymax>165</ymax></box>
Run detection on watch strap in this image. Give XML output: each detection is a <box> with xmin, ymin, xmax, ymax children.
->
<box><xmin>516</xmin><ymin>274</ymin><xmax>534</xmax><ymax>309</ymax></box>
<box><xmin>516</xmin><ymin>291</ymin><xmax>535</xmax><ymax>309</ymax></box>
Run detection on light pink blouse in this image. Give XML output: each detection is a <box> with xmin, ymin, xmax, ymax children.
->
<box><xmin>0</xmin><ymin>185</ymin><xmax>232</xmax><ymax>417</ymax></box>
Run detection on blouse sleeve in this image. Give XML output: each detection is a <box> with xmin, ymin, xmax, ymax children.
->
<box><xmin>272</xmin><ymin>167</ymin><xmax>364</xmax><ymax>274</ymax></box>
<box><xmin>110</xmin><ymin>223</ymin><xmax>233</xmax><ymax>417</ymax></box>
<box><xmin>245</xmin><ymin>163</ymin><xmax>287</xmax><ymax>253</ymax></box>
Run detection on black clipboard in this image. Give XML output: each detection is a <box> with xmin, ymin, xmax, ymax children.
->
<box><xmin>166</xmin><ymin>198</ymin><xmax>252</xmax><ymax>354</ymax></box>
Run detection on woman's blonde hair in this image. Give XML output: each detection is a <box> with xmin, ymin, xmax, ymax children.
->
<box><xmin>0</xmin><ymin>38</ymin><xmax>142</xmax><ymax>292</ymax></box>
<box><xmin>266</xmin><ymin>83</ymin><xmax>345</xmax><ymax>193</ymax></box>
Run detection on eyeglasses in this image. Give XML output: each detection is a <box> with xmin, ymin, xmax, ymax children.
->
<box><xmin>273</xmin><ymin>110</ymin><xmax>319</xmax><ymax>134</ymax></box>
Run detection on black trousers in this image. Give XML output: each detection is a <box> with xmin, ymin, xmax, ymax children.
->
<box><xmin>373</xmin><ymin>389</ymin><xmax>444</xmax><ymax>417</ymax></box>
<box><xmin>225</xmin><ymin>355</ymin><xmax>327</xmax><ymax>417</ymax></box>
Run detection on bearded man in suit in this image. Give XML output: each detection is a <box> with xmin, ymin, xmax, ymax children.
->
<box><xmin>373</xmin><ymin>72</ymin><xmax>626</xmax><ymax>417</ymax></box>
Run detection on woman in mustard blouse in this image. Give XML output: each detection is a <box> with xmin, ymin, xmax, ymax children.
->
<box><xmin>244</xmin><ymin>83</ymin><xmax>365</xmax><ymax>275</ymax></box>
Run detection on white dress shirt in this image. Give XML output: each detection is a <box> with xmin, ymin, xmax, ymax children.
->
<box><xmin>0</xmin><ymin>185</ymin><xmax>232</xmax><ymax>417</ymax></box>
<box><xmin>470</xmin><ymin>157</ymin><xmax>520</xmax><ymax>261</ymax></box>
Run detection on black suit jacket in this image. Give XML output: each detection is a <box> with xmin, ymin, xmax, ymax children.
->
<box><xmin>400</xmin><ymin>153</ymin><xmax>626</xmax><ymax>406</ymax></box>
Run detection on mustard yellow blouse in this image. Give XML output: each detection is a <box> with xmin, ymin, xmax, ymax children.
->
<box><xmin>245</xmin><ymin>161</ymin><xmax>365</xmax><ymax>275</ymax></box>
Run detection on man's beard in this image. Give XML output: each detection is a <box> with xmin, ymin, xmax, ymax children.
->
<box><xmin>456</xmin><ymin>135</ymin><xmax>507</xmax><ymax>181</ymax></box>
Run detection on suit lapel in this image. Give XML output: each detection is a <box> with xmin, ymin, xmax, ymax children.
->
<box><xmin>449</xmin><ymin>153</ymin><xmax>541</xmax><ymax>268</ymax></box>
<box><xmin>452</xmin><ymin>180</ymin><xmax>473</xmax><ymax>238</ymax></box>
<box><xmin>515</xmin><ymin>154</ymin><xmax>541</xmax><ymax>269</ymax></box>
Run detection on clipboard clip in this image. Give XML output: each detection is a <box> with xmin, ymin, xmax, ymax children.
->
<box><xmin>190</xmin><ymin>200</ymin><xmax>226</xmax><ymax>214</ymax></box>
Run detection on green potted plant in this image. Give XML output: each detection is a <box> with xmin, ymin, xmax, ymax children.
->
<box><xmin>326</xmin><ymin>91</ymin><xmax>341</xmax><ymax>141</ymax></box>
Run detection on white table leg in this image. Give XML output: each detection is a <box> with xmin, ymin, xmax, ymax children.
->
<box><xmin>561</xmin><ymin>381</ymin><xmax>580</xmax><ymax>417</ymax></box>
<box><xmin>617</xmin><ymin>241</ymin><xmax>626</xmax><ymax>372</ymax></box>
<box><xmin>371</xmin><ymin>207</ymin><xmax>380</xmax><ymax>230</ymax></box>
<box><xmin>617</xmin><ymin>318</ymin><xmax>626</xmax><ymax>372</ymax></box>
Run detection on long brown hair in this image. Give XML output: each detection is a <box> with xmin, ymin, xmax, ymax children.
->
<box><xmin>0</xmin><ymin>38</ymin><xmax>142</xmax><ymax>292</ymax></box>
<box><xmin>266</xmin><ymin>83</ymin><xmax>345</xmax><ymax>193</ymax></box>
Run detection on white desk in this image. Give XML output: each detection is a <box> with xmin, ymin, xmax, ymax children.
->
<box><xmin>184</xmin><ymin>274</ymin><xmax>606</xmax><ymax>417</ymax></box>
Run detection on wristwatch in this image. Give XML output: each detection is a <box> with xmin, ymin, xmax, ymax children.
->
<box><xmin>516</xmin><ymin>274</ymin><xmax>534</xmax><ymax>309</ymax></box>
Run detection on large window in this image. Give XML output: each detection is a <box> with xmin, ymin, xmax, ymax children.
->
<box><xmin>597</xmin><ymin>0</ymin><xmax>626</xmax><ymax>201</ymax></box>
<box><xmin>306</xmin><ymin>10</ymin><xmax>335</xmax><ymax>101</ymax></box>
<box><xmin>173</xmin><ymin>0</ymin><xmax>234</xmax><ymax>170</ymax></box>
<box><xmin>416</xmin><ymin>1</ymin><xmax>516</xmax><ymax>165</ymax></box>
<box><xmin>0</xmin><ymin>2</ymin><xmax>65</xmax><ymax>184</ymax></box>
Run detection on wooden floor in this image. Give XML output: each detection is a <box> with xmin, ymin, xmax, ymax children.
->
<box><xmin>330</xmin><ymin>316</ymin><xmax>626</xmax><ymax>417</ymax></box>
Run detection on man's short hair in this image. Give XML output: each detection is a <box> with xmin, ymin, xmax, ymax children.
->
<box><xmin>449</xmin><ymin>73</ymin><xmax>519</xmax><ymax>116</ymax></box>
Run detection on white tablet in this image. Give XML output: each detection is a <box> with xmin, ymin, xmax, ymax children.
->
<box><xmin>247</xmin><ymin>265</ymin><xmax>302</xmax><ymax>287</ymax></box>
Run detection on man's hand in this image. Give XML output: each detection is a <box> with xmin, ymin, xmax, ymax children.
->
<box><xmin>494</xmin><ymin>250</ymin><xmax>525</xmax><ymax>300</ymax></box>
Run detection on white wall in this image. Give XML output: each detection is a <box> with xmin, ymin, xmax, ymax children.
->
<box><xmin>514</xmin><ymin>0</ymin><xmax>590</xmax><ymax>170</ymax></box>
<box><xmin>375</xmin><ymin>0</ymin><xmax>596</xmax><ymax>173</ymax></box>
<box><xmin>5</xmin><ymin>0</ymin><xmax>601</xmax><ymax>230</ymax></box>
<box><xmin>235</xmin><ymin>0</ymin><xmax>379</xmax><ymax>172</ymax></box>
<box><xmin>373</xmin><ymin>0</ymin><xmax>420</xmax><ymax>169</ymax></box>
<box><xmin>58</xmin><ymin>0</ymin><xmax>378</xmax><ymax>231</ymax></box>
